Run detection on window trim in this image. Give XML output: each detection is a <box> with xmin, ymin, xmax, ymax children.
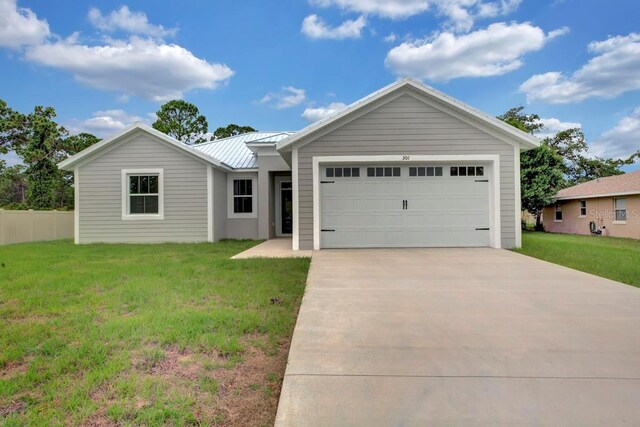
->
<box><xmin>613</xmin><ymin>197</ymin><xmax>627</xmax><ymax>224</ymax></box>
<box><xmin>554</xmin><ymin>202</ymin><xmax>563</xmax><ymax>222</ymax></box>
<box><xmin>227</xmin><ymin>174</ymin><xmax>257</xmax><ymax>219</ymax></box>
<box><xmin>121</xmin><ymin>168</ymin><xmax>164</xmax><ymax>220</ymax></box>
<box><xmin>579</xmin><ymin>200</ymin><xmax>587</xmax><ymax>218</ymax></box>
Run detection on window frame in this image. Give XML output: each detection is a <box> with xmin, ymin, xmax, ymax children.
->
<box><xmin>613</xmin><ymin>197</ymin><xmax>627</xmax><ymax>224</ymax></box>
<box><xmin>554</xmin><ymin>202</ymin><xmax>563</xmax><ymax>222</ymax></box>
<box><xmin>121</xmin><ymin>168</ymin><xmax>164</xmax><ymax>220</ymax></box>
<box><xmin>227</xmin><ymin>175</ymin><xmax>257</xmax><ymax>219</ymax></box>
<box><xmin>579</xmin><ymin>200</ymin><xmax>587</xmax><ymax>218</ymax></box>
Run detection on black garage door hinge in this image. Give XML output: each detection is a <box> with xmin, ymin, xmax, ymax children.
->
<box><xmin>320</xmin><ymin>180</ymin><xmax>334</xmax><ymax>184</ymax></box>
<box><xmin>321</xmin><ymin>229</ymin><xmax>335</xmax><ymax>232</ymax></box>
<box><xmin>475</xmin><ymin>227</ymin><xmax>490</xmax><ymax>231</ymax></box>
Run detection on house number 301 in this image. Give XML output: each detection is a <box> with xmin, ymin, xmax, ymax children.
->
<box><xmin>402</xmin><ymin>155</ymin><xmax>411</xmax><ymax>161</ymax></box>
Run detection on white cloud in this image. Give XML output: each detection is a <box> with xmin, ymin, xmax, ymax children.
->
<box><xmin>0</xmin><ymin>0</ymin><xmax>50</xmax><ymax>49</ymax></box>
<box><xmin>67</xmin><ymin>109</ymin><xmax>147</xmax><ymax>137</ymax></box>
<box><xmin>24</xmin><ymin>36</ymin><xmax>234</xmax><ymax>101</ymax></box>
<box><xmin>537</xmin><ymin>117</ymin><xmax>581</xmax><ymax>139</ymax></box>
<box><xmin>385</xmin><ymin>22</ymin><xmax>564</xmax><ymax>82</ymax></box>
<box><xmin>591</xmin><ymin>108</ymin><xmax>640</xmax><ymax>158</ymax></box>
<box><xmin>302</xmin><ymin>15</ymin><xmax>366</xmax><ymax>40</ymax></box>
<box><xmin>309</xmin><ymin>0</ymin><xmax>521</xmax><ymax>30</ymax></box>
<box><xmin>302</xmin><ymin>102</ymin><xmax>348</xmax><ymax>122</ymax></box>
<box><xmin>88</xmin><ymin>6</ymin><xmax>177</xmax><ymax>39</ymax></box>
<box><xmin>519</xmin><ymin>33</ymin><xmax>640</xmax><ymax>104</ymax></box>
<box><xmin>310</xmin><ymin>0</ymin><xmax>428</xmax><ymax>19</ymax></box>
<box><xmin>257</xmin><ymin>87</ymin><xmax>307</xmax><ymax>109</ymax></box>
<box><xmin>384</xmin><ymin>33</ymin><xmax>397</xmax><ymax>43</ymax></box>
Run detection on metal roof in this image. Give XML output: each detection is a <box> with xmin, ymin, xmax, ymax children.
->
<box><xmin>192</xmin><ymin>131</ymin><xmax>295</xmax><ymax>169</ymax></box>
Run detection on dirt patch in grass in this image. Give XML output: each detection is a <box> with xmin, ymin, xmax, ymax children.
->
<box><xmin>216</xmin><ymin>339</ymin><xmax>290</xmax><ymax>427</ymax></box>
<box><xmin>0</xmin><ymin>358</ymin><xmax>29</xmax><ymax>379</ymax></box>
<box><xmin>0</xmin><ymin>400</ymin><xmax>26</xmax><ymax>418</ymax></box>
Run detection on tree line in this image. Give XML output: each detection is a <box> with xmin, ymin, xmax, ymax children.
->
<box><xmin>0</xmin><ymin>99</ymin><xmax>255</xmax><ymax>210</ymax></box>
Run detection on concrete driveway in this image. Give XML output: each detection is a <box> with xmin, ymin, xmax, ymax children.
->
<box><xmin>275</xmin><ymin>248</ymin><xmax>640</xmax><ymax>426</ymax></box>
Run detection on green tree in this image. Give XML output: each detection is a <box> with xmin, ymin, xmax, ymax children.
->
<box><xmin>497</xmin><ymin>106</ymin><xmax>563</xmax><ymax>230</ymax></box>
<box><xmin>0</xmin><ymin>162</ymin><xmax>27</xmax><ymax>208</ymax></box>
<box><xmin>213</xmin><ymin>124</ymin><xmax>256</xmax><ymax>139</ymax></box>
<box><xmin>1</xmin><ymin>101</ymin><xmax>100</xmax><ymax>210</ymax></box>
<box><xmin>152</xmin><ymin>100</ymin><xmax>208</xmax><ymax>144</ymax></box>
<box><xmin>520</xmin><ymin>144</ymin><xmax>565</xmax><ymax>229</ymax></box>
<box><xmin>497</xmin><ymin>106</ymin><xmax>543</xmax><ymax>134</ymax></box>
<box><xmin>13</xmin><ymin>106</ymin><xmax>68</xmax><ymax>209</ymax></box>
<box><xmin>0</xmin><ymin>99</ymin><xmax>27</xmax><ymax>155</ymax></box>
<box><xmin>543</xmin><ymin>128</ymin><xmax>639</xmax><ymax>185</ymax></box>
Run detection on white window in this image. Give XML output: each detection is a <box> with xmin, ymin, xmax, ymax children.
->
<box><xmin>614</xmin><ymin>198</ymin><xmax>627</xmax><ymax>223</ymax></box>
<box><xmin>121</xmin><ymin>169</ymin><xmax>164</xmax><ymax>220</ymax></box>
<box><xmin>227</xmin><ymin>175</ymin><xmax>257</xmax><ymax>218</ymax></box>
<box><xmin>579</xmin><ymin>200</ymin><xmax>587</xmax><ymax>217</ymax></box>
<box><xmin>555</xmin><ymin>203</ymin><xmax>563</xmax><ymax>222</ymax></box>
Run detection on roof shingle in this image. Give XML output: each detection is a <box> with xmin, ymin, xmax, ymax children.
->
<box><xmin>556</xmin><ymin>170</ymin><xmax>640</xmax><ymax>200</ymax></box>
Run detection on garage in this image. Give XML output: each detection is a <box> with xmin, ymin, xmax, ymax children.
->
<box><xmin>319</xmin><ymin>163</ymin><xmax>492</xmax><ymax>248</ymax></box>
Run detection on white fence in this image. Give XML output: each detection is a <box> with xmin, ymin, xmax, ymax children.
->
<box><xmin>0</xmin><ymin>209</ymin><xmax>74</xmax><ymax>245</ymax></box>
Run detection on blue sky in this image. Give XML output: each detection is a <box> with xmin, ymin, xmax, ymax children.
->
<box><xmin>1</xmin><ymin>0</ymin><xmax>639</xmax><ymax>169</ymax></box>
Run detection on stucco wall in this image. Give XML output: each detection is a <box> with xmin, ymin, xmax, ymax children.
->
<box><xmin>543</xmin><ymin>195</ymin><xmax>640</xmax><ymax>239</ymax></box>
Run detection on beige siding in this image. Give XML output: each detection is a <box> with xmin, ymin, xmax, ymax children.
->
<box><xmin>0</xmin><ymin>210</ymin><xmax>74</xmax><ymax>245</ymax></box>
<box><xmin>77</xmin><ymin>134</ymin><xmax>208</xmax><ymax>243</ymax></box>
<box><xmin>297</xmin><ymin>92</ymin><xmax>516</xmax><ymax>249</ymax></box>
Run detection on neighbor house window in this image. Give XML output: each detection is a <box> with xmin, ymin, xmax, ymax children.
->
<box><xmin>227</xmin><ymin>176</ymin><xmax>257</xmax><ymax>218</ymax></box>
<box><xmin>121</xmin><ymin>169</ymin><xmax>164</xmax><ymax>220</ymax></box>
<box><xmin>579</xmin><ymin>200</ymin><xmax>587</xmax><ymax>217</ymax></box>
<box><xmin>555</xmin><ymin>203</ymin><xmax>563</xmax><ymax>222</ymax></box>
<box><xmin>614</xmin><ymin>198</ymin><xmax>627</xmax><ymax>222</ymax></box>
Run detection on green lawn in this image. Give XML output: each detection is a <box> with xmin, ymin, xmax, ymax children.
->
<box><xmin>0</xmin><ymin>240</ymin><xmax>310</xmax><ymax>426</ymax></box>
<box><xmin>513</xmin><ymin>232</ymin><xmax>640</xmax><ymax>288</ymax></box>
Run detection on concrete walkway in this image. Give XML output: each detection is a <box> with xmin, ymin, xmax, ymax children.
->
<box><xmin>275</xmin><ymin>248</ymin><xmax>640</xmax><ymax>426</ymax></box>
<box><xmin>231</xmin><ymin>238</ymin><xmax>312</xmax><ymax>259</ymax></box>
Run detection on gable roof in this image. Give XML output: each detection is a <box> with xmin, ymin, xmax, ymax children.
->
<box><xmin>192</xmin><ymin>131</ymin><xmax>295</xmax><ymax>169</ymax></box>
<box><xmin>58</xmin><ymin>123</ymin><xmax>229</xmax><ymax>171</ymax></box>
<box><xmin>276</xmin><ymin>78</ymin><xmax>540</xmax><ymax>152</ymax></box>
<box><xmin>555</xmin><ymin>170</ymin><xmax>640</xmax><ymax>200</ymax></box>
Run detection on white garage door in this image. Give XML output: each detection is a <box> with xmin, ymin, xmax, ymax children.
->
<box><xmin>320</xmin><ymin>164</ymin><xmax>491</xmax><ymax>248</ymax></box>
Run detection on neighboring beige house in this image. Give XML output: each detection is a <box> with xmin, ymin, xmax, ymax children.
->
<box><xmin>59</xmin><ymin>79</ymin><xmax>540</xmax><ymax>249</ymax></box>
<box><xmin>543</xmin><ymin>170</ymin><xmax>640</xmax><ymax>239</ymax></box>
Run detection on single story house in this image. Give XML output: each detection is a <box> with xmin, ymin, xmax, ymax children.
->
<box><xmin>59</xmin><ymin>79</ymin><xmax>539</xmax><ymax>250</ymax></box>
<box><xmin>544</xmin><ymin>170</ymin><xmax>640</xmax><ymax>239</ymax></box>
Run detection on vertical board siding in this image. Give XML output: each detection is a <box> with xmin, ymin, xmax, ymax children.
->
<box><xmin>297</xmin><ymin>93</ymin><xmax>517</xmax><ymax>249</ymax></box>
<box><xmin>78</xmin><ymin>135</ymin><xmax>208</xmax><ymax>243</ymax></box>
<box><xmin>0</xmin><ymin>210</ymin><xmax>74</xmax><ymax>245</ymax></box>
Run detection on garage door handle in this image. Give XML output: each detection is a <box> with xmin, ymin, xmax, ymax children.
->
<box><xmin>321</xmin><ymin>181</ymin><xmax>335</xmax><ymax>184</ymax></box>
<box><xmin>475</xmin><ymin>179</ymin><xmax>489</xmax><ymax>182</ymax></box>
<box><xmin>475</xmin><ymin>227</ymin><xmax>490</xmax><ymax>231</ymax></box>
<box><xmin>402</xmin><ymin>200</ymin><xmax>408</xmax><ymax>210</ymax></box>
<box><xmin>321</xmin><ymin>229</ymin><xmax>335</xmax><ymax>232</ymax></box>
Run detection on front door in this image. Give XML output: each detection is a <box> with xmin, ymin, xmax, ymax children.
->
<box><xmin>280</xmin><ymin>181</ymin><xmax>293</xmax><ymax>235</ymax></box>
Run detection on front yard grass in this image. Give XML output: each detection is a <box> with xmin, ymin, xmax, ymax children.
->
<box><xmin>0</xmin><ymin>240</ymin><xmax>310</xmax><ymax>426</ymax></box>
<box><xmin>513</xmin><ymin>232</ymin><xmax>640</xmax><ymax>288</ymax></box>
